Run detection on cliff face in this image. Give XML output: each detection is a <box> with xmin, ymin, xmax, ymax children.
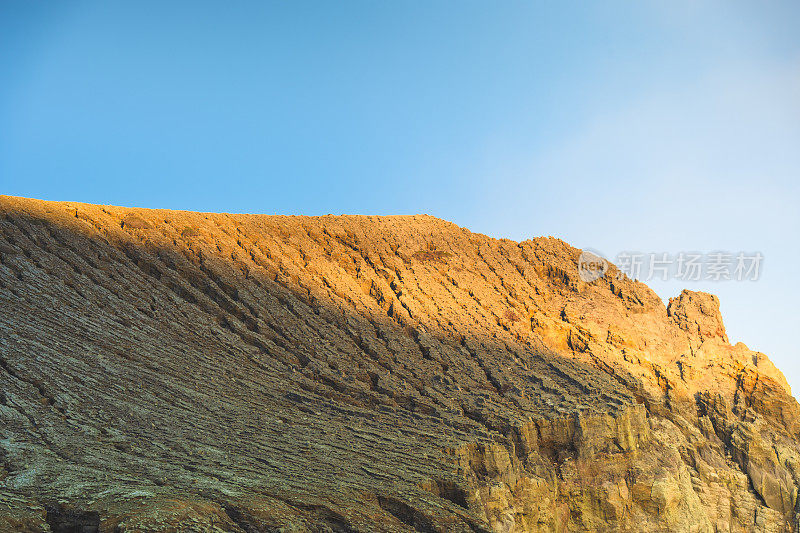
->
<box><xmin>0</xmin><ymin>196</ymin><xmax>798</xmax><ymax>532</ymax></box>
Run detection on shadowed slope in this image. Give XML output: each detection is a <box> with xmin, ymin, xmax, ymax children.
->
<box><xmin>0</xmin><ymin>196</ymin><xmax>798</xmax><ymax>532</ymax></box>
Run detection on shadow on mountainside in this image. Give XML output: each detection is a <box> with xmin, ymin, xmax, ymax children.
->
<box><xmin>1</xmin><ymin>200</ymin><xmax>798</xmax><ymax>532</ymax></box>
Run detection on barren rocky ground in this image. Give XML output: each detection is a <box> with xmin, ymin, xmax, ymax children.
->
<box><xmin>0</xmin><ymin>196</ymin><xmax>798</xmax><ymax>532</ymax></box>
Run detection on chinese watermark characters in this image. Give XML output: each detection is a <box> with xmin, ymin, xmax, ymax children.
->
<box><xmin>578</xmin><ymin>250</ymin><xmax>763</xmax><ymax>283</ymax></box>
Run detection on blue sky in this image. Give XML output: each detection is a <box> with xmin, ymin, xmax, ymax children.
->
<box><xmin>2</xmin><ymin>2</ymin><xmax>799</xmax><ymax>393</ymax></box>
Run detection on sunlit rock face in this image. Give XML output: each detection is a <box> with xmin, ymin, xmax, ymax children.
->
<box><xmin>0</xmin><ymin>195</ymin><xmax>798</xmax><ymax>532</ymax></box>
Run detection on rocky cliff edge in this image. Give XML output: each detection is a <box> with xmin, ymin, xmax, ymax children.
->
<box><xmin>0</xmin><ymin>196</ymin><xmax>798</xmax><ymax>532</ymax></box>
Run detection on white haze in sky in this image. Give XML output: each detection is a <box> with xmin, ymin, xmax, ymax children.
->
<box><xmin>473</xmin><ymin>61</ymin><xmax>800</xmax><ymax>394</ymax></box>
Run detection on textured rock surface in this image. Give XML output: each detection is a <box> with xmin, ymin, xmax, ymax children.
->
<box><xmin>0</xmin><ymin>195</ymin><xmax>798</xmax><ymax>532</ymax></box>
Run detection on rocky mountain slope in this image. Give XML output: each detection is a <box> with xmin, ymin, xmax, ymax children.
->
<box><xmin>0</xmin><ymin>195</ymin><xmax>798</xmax><ymax>532</ymax></box>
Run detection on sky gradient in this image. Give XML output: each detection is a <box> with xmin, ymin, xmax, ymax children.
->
<box><xmin>2</xmin><ymin>2</ymin><xmax>799</xmax><ymax>393</ymax></box>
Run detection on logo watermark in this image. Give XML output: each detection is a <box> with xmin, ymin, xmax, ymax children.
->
<box><xmin>578</xmin><ymin>249</ymin><xmax>609</xmax><ymax>282</ymax></box>
<box><xmin>578</xmin><ymin>250</ymin><xmax>763</xmax><ymax>282</ymax></box>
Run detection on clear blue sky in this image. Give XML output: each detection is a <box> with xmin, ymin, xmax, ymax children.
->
<box><xmin>2</xmin><ymin>2</ymin><xmax>799</xmax><ymax>393</ymax></box>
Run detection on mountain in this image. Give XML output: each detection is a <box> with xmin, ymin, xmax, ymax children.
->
<box><xmin>0</xmin><ymin>196</ymin><xmax>798</xmax><ymax>532</ymax></box>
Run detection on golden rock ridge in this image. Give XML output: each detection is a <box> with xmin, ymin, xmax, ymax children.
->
<box><xmin>0</xmin><ymin>196</ymin><xmax>797</xmax><ymax>532</ymax></box>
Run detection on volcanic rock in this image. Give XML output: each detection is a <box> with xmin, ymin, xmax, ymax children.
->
<box><xmin>0</xmin><ymin>196</ymin><xmax>798</xmax><ymax>532</ymax></box>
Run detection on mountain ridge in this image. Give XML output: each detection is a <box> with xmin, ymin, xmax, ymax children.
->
<box><xmin>0</xmin><ymin>195</ymin><xmax>797</xmax><ymax>532</ymax></box>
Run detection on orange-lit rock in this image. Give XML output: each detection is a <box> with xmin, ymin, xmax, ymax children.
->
<box><xmin>0</xmin><ymin>196</ymin><xmax>797</xmax><ymax>531</ymax></box>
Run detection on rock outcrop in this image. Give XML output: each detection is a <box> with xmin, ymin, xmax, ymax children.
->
<box><xmin>667</xmin><ymin>290</ymin><xmax>729</xmax><ymax>344</ymax></box>
<box><xmin>0</xmin><ymin>195</ymin><xmax>797</xmax><ymax>532</ymax></box>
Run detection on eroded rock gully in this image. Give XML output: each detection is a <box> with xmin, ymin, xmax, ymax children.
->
<box><xmin>0</xmin><ymin>195</ymin><xmax>798</xmax><ymax>532</ymax></box>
